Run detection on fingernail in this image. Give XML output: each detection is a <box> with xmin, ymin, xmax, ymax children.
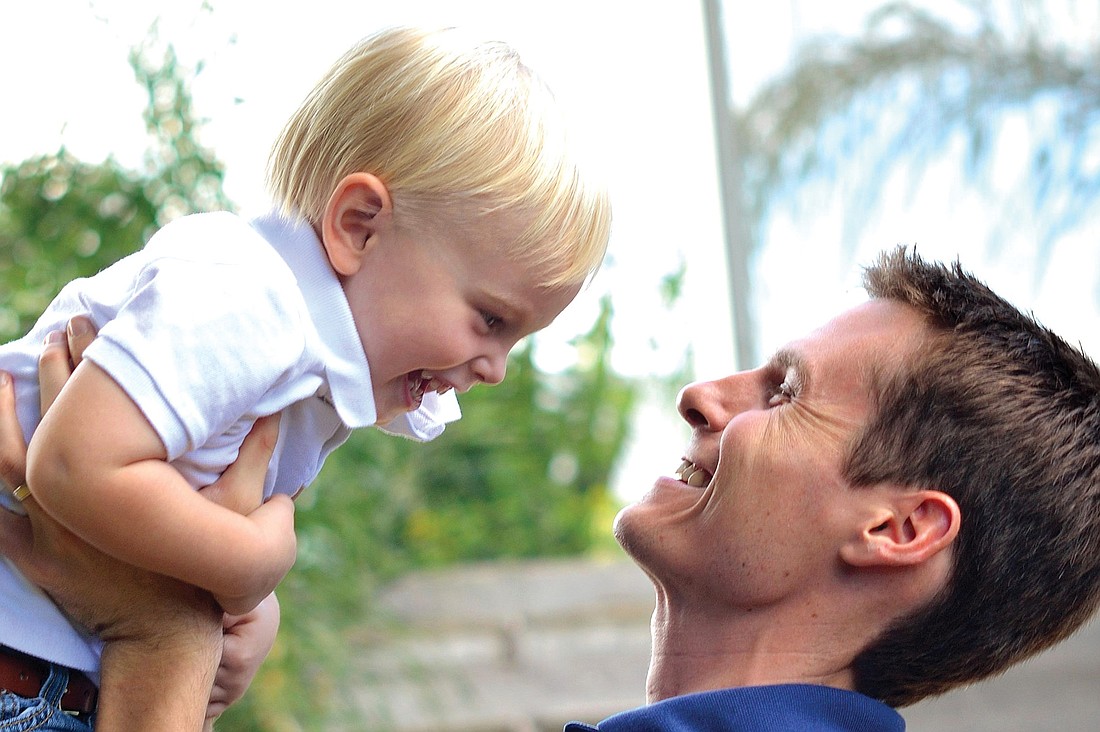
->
<box><xmin>0</xmin><ymin>372</ymin><xmax>9</xmax><ymax>387</ymax></box>
<box><xmin>68</xmin><ymin>316</ymin><xmax>92</xmax><ymax>337</ymax></box>
<box><xmin>44</xmin><ymin>331</ymin><xmax>65</xmax><ymax>345</ymax></box>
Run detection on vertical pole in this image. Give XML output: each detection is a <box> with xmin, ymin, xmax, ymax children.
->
<box><xmin>701</xmin><ymin>0</ymin><xmax>756</xmax><ymax>370</ymax></box>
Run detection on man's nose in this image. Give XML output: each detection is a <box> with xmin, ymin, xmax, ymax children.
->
<box><xmin>676</xmin><ymin>372</ymin><xmax>755</xmax><ymax>430</ymax></box>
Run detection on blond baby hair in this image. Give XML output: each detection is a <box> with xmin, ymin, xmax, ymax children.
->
<box><xmin>268</xmin><ymin>26</ymin><xmax>611</xmax><ymax>288</ymax></box>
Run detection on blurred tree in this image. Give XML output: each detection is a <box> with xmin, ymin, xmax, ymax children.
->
<box><xmin>249</xmin><ymin>299</ymin><xmax>634</xmax><ymax>730</ymax></box>
<box><xmin>0</xmin><ymin>33</ymin><xmax>637</xmax><ymax>732</ymax></box>
<box><xmin>734</xmin><ymin>0</ymin><xmax>1100</xmax><ymax>277</ymax></box>
<box><xmin>0</xmin><ymin>43</ymin><xmax>230</xmax><ymax>341</ymax></box>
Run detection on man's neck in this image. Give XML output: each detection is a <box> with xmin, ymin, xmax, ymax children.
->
<box><xmin>644</xmin><ymin>591</ymin><xmax>859</xmax><ymax>703</ymax></box>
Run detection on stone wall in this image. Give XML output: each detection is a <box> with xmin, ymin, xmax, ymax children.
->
<box><xmin>349</xmin><ymin>556</ymin><xmax>1100</xmax><ymax>732</ymax></box>
<box><xmin>352</xmin><ymin>557</ymin><xmax>652</xmax><ymax>732</ymax></box>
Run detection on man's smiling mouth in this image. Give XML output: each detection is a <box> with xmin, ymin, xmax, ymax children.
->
<box><xmin>675</xmin><ymin>459</ymin><xmax>712</xmax><ymax>488</ymax></box>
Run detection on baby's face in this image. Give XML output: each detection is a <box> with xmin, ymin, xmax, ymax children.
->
<box><xmin>340</xmin><ymin>215</ymin><xmax>581</xmax><ymax>424</ymax></box>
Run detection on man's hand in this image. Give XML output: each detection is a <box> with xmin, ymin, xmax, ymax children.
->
<box><xmin>0</xmin><ymin>316</ymin><xmax>286</xmax><ymax>729</ymax></box>
<box><xmin>206</xmin><ymin>593</ymin><xmax>281</xmax><ymax>725</ymax></box>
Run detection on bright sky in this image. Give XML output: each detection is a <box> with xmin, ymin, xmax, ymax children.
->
<box><xmin>2</xmin><ymin>0</ymin><xmax>737</xmax><ymax>501</ymax></box>
<box><xmin>3</xmin><ymin>0</ymin><xmax>1098</xmax><ymax>500</ymax></box>
<box><xmin>1</xmin><ymin>0</ymin><xmax>730</xmax><ymax>376</ymax></box>
<box><xmin>0</xmin><ymin>0</ymin><xmax>865</xmax><ymax>376</ymax></box>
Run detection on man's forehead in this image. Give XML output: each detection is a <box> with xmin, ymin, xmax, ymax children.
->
<box><xmin>816</xmin><ymin>300</ymin><xmax>926</xmax><ymax>348</ymax></box>
<box><xmin>775</xmin><ymin>300</ymin><xmax>927</xmax><ymax>392</ymax></box>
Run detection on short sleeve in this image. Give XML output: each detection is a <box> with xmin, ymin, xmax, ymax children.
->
<box><xmin>83</xmin><ymin>222</ymin><xmax>312</xmax><ymax>460</ymax></box>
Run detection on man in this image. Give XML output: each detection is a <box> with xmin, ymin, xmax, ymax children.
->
<box><xmin>566</xmin><ymin>247</ymin><xmax>1100</xmax><ymax>729</ymax></box>
<box><xmin>5</xmin><ymin>247</ymin><xmax>1100</xmax><ymax>729</ymax></box>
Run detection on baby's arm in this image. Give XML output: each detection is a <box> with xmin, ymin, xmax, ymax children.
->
<box><xmin>26</xmin><ymin>360</ymin><xmax>296</xmax><ymax>615</ymax></box>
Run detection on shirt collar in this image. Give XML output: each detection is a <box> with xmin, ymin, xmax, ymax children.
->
<box><xmin>577</xmin><ymin>685</ymin><xmax>904</xmax><ymax>731</ymax></box>
<box><xmin>250</xmin><ymin>211</ymin><xmax>460</xmax><ymax>439</ymax></box>
<box><xmin>250</xmin><ymin>211</ymin><xmax>376</xmax><ymax>427</ymax></box>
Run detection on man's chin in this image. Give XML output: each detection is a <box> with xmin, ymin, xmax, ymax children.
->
<box><xmin>612</xmin><ymin>506</ymin><xmax>685</xmax><ymax>590</ymax></box>
<box><xmin>613</xmin><ymin>492</ymin><xmax>686</xmax><ymax>552</ymax></box>
<box><xmin>613</xmin><ymin>476</ymin><xmax>712</xmax><ymax>554</ymax></box>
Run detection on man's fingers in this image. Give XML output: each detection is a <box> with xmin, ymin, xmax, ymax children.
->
<box><xmin>37</xmin><ymin>318</ymin><xmax>97</xmax><ymax>414</ymax></box>
<box><xmin>38</xmin><ymin>331</ymin><xmax>75</xmax><ymax>414</ymax></box>
<box><xmin>0</xmin><ymin>370</ymin><xmax>45</xmax><ymax>582</ymax></box>
<box><xmin>0</xmin><ymin>372</ymin><xmax>27</xmax><ymax>491</ymax></box>
<box><xmin>236</xmin><ymin>414</ymin><xmax>280</xmax><ymax>477</ymax></box>
<box><xmin>0</xmin><ymin>369</ymin><xmax>37</xmax><ymax>578</ymax></box>
<box><xmin>66</xmin><ymin>316</ymin><xmax>97</xmax><ymax>365</ymax></box>
<box><xmin>0</xmin><ymin>507</ymin><xmax>34</xmax><ymax>574</ymax></box>
<box><xmin>199</xmin><ymin>414</ymin><xmax>280</xmax><ymax>514</ymax></box>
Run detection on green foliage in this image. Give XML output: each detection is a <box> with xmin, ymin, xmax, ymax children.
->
<box><xmin>0</xmin><ymin>152</ymin><xmax>157</xmax><ymax>339</ymax></box>
<box><xmin>0</xmin><ymin>44</ymin><xmax>230</xmax><ymax>342</ymax></box>
<box><xmin>129</xmin><ymin>43</ymin><xmax>234</xmax><ymax>218</ymax></box>
<box><xmin>225</xmin><ymin>297</ymin><xmax>635</xmax><ymax>730</ymax></box>
<box><xmin>399</xmin><ymin>297</ymin><xmax>633</xmax><ymax>565</ymax></box>
<box><xmin>1</xmin><ymin>36</ymin><xmax>637</xmax><ymax>731</ymax></box>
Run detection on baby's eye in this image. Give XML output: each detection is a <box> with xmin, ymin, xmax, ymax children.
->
<box><xmin>481</xmin><ymin>311</ymin><xmax>504</xmax><ymax>330</ymax></box>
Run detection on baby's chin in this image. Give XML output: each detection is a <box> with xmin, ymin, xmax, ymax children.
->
<box><xmin>371</xmin><ymin>395</ymin><xmax>410</xmax><ymax>426</ymax></box>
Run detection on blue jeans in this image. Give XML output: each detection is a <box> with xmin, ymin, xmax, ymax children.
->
<box><xmin>0</xmin><ymin>665</ymin><xmax>95</xmax><ymax>731</ymax></box>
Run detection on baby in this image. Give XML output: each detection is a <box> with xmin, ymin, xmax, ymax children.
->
<box><xmin>0</xmin><ymin>23</ymin><xmax>611</xmax><ymax>714</ymax></box>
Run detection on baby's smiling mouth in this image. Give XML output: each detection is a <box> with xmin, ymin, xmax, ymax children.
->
<box><xmin>408</xmin><ymin>370</ymin><xmax>452</xmax><ymax>407</ymax></box>
<box><xmin>675</xmin><ymin>459</ymin><xmax>712</xmax><ymax>488</ymax></box>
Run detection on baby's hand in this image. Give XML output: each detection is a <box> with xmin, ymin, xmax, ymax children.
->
<box><xmin>197</xmin><ymin>415</ymin><xmax>297</xmax><ymax>615</ymax></box>
<box><xmin>210</xmin><ymin>494</ymin><xmax>296</xmax><ymax>615</ymax></box>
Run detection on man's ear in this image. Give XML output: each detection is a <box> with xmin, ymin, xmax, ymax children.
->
<box><xmin>840</xmin><ymin>489</ymin><xmax>960</xmax><ymax>568</ymax></box>
<box><xmin>319</xmin><ymin>172</ymin><xmax>393</xmax><ymax>276</ymax></box>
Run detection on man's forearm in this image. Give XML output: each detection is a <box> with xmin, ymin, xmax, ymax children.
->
<box><xmin>94</xmin><ymin>598</ymin><xmax>223</xmax><ymax>732</ymax></box>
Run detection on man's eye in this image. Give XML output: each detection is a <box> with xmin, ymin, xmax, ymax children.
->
<box><xmin>768</xmin><ymin>380</ymin><xmax>795</xmax><ymax>407</ymax></box>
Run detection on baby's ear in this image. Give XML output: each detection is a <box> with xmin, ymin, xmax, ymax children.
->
<box><xmin>320</xmin><ymin>172</ymin><xmax>393</xmax><ymax>276</ymax></box>
<box><xmin>840</xmin><ymin>489</ymin><xmax>960</xmax><ymax>568</ymax></box>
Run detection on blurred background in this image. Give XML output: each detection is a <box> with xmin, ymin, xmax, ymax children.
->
<box><xmin>2</xmin><ymin>1</ymin><xmax>1099</xmax><ymax>729</ymax></box>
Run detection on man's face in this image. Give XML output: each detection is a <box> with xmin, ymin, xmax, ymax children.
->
<box><xmin>614</xmin><ymin>300</ymin><xmax>929</xmax><ymax>608</ymax></box>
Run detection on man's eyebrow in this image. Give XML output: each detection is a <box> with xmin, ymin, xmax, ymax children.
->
<box><xmin>766</xmin><ymin>347</ymin><xmax>810</xmax><ymax>387</ymax></box>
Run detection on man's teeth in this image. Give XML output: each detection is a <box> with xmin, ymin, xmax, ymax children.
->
<box><xmin>675</xmin><ymin>459</ymin><xmax>711</xmax><ymax>487</ymax></box>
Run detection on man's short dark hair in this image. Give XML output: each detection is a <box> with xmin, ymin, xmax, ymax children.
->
<box><xmin>845</xmin><ymin>245</ymin><xmax>1100</xmax><ymax>707</ymax></box>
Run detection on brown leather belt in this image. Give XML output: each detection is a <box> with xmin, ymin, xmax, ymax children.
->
<box><xmin>0</xmin><ymin>645</ymin><xmax>98</xmax><ymax>716</ymax></box>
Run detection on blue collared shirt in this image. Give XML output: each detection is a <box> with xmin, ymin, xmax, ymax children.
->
<box><xmin>564</xmin><ymin>684</ymin><xmax>905</xmax><ymax>731</ymax></box>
